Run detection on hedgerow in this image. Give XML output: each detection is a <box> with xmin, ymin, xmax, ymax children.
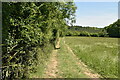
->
<box><xmin>2</xmin><ymin>2</ymin><xmax>76</xmax><ymax>79</ymax></box>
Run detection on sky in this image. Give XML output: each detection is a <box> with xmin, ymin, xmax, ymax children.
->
<box><xmin>74</xmin><ymin>2</ymin><xmax>118</xmax><ymax>28</ymax></box>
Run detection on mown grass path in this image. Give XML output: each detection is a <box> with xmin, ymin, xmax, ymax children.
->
<box><xmin>43</xmin><ymin>50</ymin><xmax>58</xmax><ymax>78</ymax></box>
<box><xmin>43</xmin><ymin>38</ymin><xmax>101</xmax><ymax>79</ymax></box>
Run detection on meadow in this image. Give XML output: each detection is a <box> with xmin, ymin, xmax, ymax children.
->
<box><xmin>65</xmin><ymin>37</ymin><xmax>118</xmax><ymax>78</ymax></box>
<box><xmin>2</xmin><ymin>2</ymin><xmax>119</xmax><ymax>79</ymax></box>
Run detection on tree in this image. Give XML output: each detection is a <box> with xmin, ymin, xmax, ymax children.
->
<box><xmin>105</xmin><ymin>19</ymin><xmax>120</xmax><ymax>37</ymax></box>
<box><xmin>2</xmin><ymin>2</ymin><xmax>76</xmax><ymax>79</ymax></box>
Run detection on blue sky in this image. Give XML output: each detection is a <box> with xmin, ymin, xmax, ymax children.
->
<box><xmin>74</xmin><ymin>2</ymin><xmax>118</xmax><ymax>28</ymax></box>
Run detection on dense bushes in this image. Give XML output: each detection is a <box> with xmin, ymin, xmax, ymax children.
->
<box><xmin>2</xmin><ymin>2</ymin><xmax>76</xmax><ymax>79</ymax></box>
<box><xmin>105</xmin><ymin>19</ymin><xmax>120</xmax><ymax>38</ymax></box>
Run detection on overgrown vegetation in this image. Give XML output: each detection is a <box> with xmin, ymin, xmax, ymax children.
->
<box><xmin>105</xmin><ymin>19</ymin><xmax>120</xmax><ymax>38</ymax></box>
<box><xmin>29</xmin><ymin>45</ymin><xmax>54</xmax><ymax>78</ymax></box>
<box><xmin>2</xmin><ymin>2</ymin><xmax>76</xmax><ymax>79</ymax></box>
<box><xmin>65</xmin><ymin>37</ymin><xmax>118</xmax><ymax>78</ymax></box>
<box><xmin>2</xmin><ymin>1</ymin><xmax>119</xmax><ymax>79</ymax></box>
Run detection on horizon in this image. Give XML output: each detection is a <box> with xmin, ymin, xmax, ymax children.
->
<box><xmin>74</xmin><ymin>2</ymin><xmax>118</xmax><ymax>28</ymax></box>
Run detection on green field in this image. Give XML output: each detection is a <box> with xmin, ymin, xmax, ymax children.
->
<box><xmin>30</xmin><ymin>36</ymin><xmax>118</xmax><ymax>78</ymax></box>
<box><xmin>57</xmin><ymin>38</ymin><xmax>89</xmax><ymax>78</ymax></box>
<box><xmin>64</xmin><ymin>37</ymin><xmax>118</xmax><ymax>78</ymax></box>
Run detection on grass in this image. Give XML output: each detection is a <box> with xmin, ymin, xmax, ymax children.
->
<box><xmin>57</xmin><ymin>38</ymin><xmax>89</xmax><ymax>78</ymax></box>
<box><xmin>29</xmin><ymin>44</ymin><xmax>54</xmax><ymax>78</ymax></box>
<box><xmin>65</xmin><ymin>36</ymin><xmax>118</xmax><ymax>78</ymax></box>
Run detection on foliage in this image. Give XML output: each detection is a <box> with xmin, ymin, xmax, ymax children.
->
<box><xmin>29</xmin><ymin>44</ymin><xmax>54</xmax><ymax>78</ymax></box>
<box><xmin>105</xmin><ymin>19</ymin><xmax>120</xmax><ymax>38</ymax></box>
<box><xmin>2</xmin><ymin>2</ymin><xmax>76</xmax><ymax>79</ymax></box>
<box><xmin>66</xmin><ymin>26</ymin><xmax>108</xmax><ymax>37</ymax></box>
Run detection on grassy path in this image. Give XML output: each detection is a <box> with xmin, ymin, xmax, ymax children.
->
<box><xmin>30</xmin><ymin>37</ymin><xmax>118</xmax><ymax>79</ymax></box>
<box><xmin>42</xmin><ymin>38</ymin><xmax>101</xmax><ymax>79</ymax></box>
<box><xmin>43</xmin><ymin>50</ymin><xmax>58</xmax><ymax>78</ymax></box>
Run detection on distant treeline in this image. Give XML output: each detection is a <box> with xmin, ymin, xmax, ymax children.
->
<box><xmin>66</xmin><ymin>19</ymin><xmax>120</xmax><ymax>38</ymax></box>
<box><xmin>66</xmin><ymin>26</ymin><xmax>108</xmax><ymax>37</ymax></box>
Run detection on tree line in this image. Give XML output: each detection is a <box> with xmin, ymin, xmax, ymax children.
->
<box><xmin>66</xmin><ymin>26</ymin><xmax>108</xmax><ymax>37</ymax></box>
<box><xmin>66</xmin><ymin>19</ymin><xmax>120</xmax><ymax>38</ymax></box>
<box><xmin>2</xmin><ymin>2</ymin><xmax>76</xmax><ymax>79</ymax></box>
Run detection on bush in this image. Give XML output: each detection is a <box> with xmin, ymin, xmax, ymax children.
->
<box><xmin>105</xmin><ymin>19</ymin><xmax>120</xmax><ymax>38</ymax></box>
<box><xmin>90</xmin><ymin>33</ymin><xmax>99</xmax><ymax>37</ymax></box>
<box><xmin>79</xmin><ymin>31</ymin><xmax>90</xmax><ymax>36</ymax></box>
<box><xmin>2</xmin><ymin>2</ymin><xmax>76</xmax><ymax>79</ymax></box>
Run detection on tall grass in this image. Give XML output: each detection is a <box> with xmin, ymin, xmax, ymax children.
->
<box><xmin>65</xmin><ymin>37</ymin><xmax>118</xmax><ymax>78</ymax></box>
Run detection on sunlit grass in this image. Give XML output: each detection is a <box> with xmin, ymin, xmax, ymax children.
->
<box><xmin>65</xmin><ymin>36</ymin><xmax>118</xmax><ymax>78</ymax></box>
<box><xmin>57</xmin><ymin>38</ymin><xmax>89</xmax><ymax>78</ymax></box>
